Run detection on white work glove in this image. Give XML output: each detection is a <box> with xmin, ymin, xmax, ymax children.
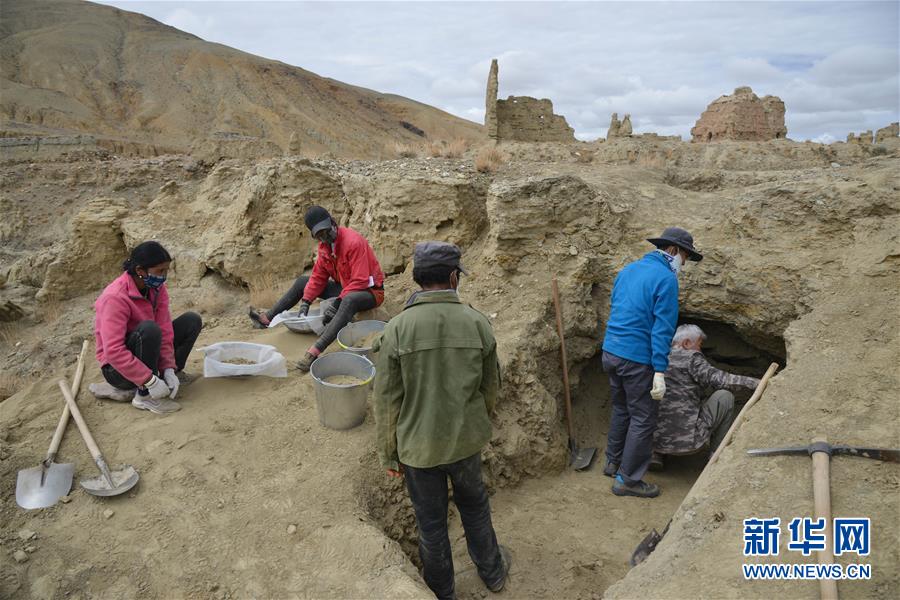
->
<box><xmin>650</xmin><ymin>372</ymin><xmax>666</xmax><ymax>400</ymax></box>
<box><xmin>144</xmin><ymin>374</ymin><xmax>171</xmax><ymax>400</ymax></box>
<box><xmin>163</xmin><ymin>368</ymin><xmax>180</xmax><ymax>399</ymax></box>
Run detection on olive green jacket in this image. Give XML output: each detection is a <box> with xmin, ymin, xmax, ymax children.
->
<box><xmin>373</xmin><ymin>290</ymin><xmax>499</xmax><ymax>470</ymax></box>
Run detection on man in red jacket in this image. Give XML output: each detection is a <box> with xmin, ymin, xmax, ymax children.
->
<box><xmin>249</xmin><ymin>205</ymin><xmax>385</xmax><ymax>371</ymax></box>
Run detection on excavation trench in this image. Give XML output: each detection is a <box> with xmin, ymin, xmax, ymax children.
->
<box><xmin>359</xmin><ymin>316</ymin><xmax>787</xmax><ymax>598</ymax></box>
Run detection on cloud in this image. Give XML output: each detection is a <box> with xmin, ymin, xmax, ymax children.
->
<box><xmin>98</xmin><ymin>0</ymin><xmax>899</xmax><ymax>142</ymax></box>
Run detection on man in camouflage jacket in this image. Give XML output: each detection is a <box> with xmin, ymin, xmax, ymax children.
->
<box><xmin>653</xmin><ymin>324</ymin><xmax>760</xmax><ymax>463</ymax></box>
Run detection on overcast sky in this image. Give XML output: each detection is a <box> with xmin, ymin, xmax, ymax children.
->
<box><xmin>98</xmin><ymin>1</ymin><xmax>899</xmax><ymax>142</ymax></box>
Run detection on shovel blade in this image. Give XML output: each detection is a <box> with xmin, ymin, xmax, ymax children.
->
<box><xmin>15</xmin><ymin>462</ymin><xmax>75</xmax><ymax>509</ymax></box>
<box><xmin>569</xmin><ymin>439</ymin><xmax>598</xmax><ymax>471</ymax></box>
<box><xmin>80</xmin><ymin>464</ymin><xmax>140</xmax><ymax>497</ymax></box>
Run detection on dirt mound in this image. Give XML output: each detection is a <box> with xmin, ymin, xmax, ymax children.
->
<box><xmin>1</xmin><ymin>136</ymin><xmax>898</xmax><ymax>598</ymax></box>
<box><xmin>0</xmin><ymin>0</ymin><xmax>483</xmax><ymax>159</ymax></box>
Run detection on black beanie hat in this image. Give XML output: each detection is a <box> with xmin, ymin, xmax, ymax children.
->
<box><xmin>123</xmin><ymin>241</ymin><xmax>172</xmax><ymax>273</ymax></box>
<box><xmin>304</xmin><ymin>205</ymin><xmax>333</xmax><ymax>235</ymax></box>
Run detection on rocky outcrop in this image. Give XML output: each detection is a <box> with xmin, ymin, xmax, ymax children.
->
<box><xmin>485</xmin><ymin>59</ymin><xmax>499</xmax><ymax>140</ymax></box>
<box><xmin>0</xmin><ymin>298</ymin><xmax>25</xmax><ymax>322</ymax></box>
<box><xmin>691</xmin><ymin>87</ymin><xmax>787</xmax><ymax>142</ymax></box>
<box><xmin>36</xmin><ymin>197</ymin><xmax>129</xmax><ymax>302</ymax></box>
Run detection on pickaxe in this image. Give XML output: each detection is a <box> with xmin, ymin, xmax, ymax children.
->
<box><xmin>748</xmin><ymin>437</ymin><xmax>899</xmax><ymax>600</ymax></box>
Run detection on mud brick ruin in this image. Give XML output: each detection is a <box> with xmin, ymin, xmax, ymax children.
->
<box><xmin>848</xmin><ymin>122</ymin><xmax>899</xmax><ymax>145</ymax></box>
<box><xmin>691</xmin><ymin>86</ymin><xmax>787</xmax><ymax>142</ymax></box>
<box><xmin>485</xmin><ymin>59</ymin><xmax>575</xmax><ymax>142</ymax></box>
<box><xmin>607</xmin><ymin>113</ymin><xmax>633</xmax><ymax>138</ymax></box>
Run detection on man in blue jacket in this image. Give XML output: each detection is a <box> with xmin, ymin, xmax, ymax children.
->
<box><xmin>601</xmin><ymin>227</ymin><xmax>702</xmax><ymax>498</ymax></box>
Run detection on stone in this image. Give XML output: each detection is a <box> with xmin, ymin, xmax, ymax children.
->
<box><xmin>691</xmin><ymin>87</ymin><xmax>787</xmax><ymax>142</ymax></box>
<box><xmin>13</xmin><ymin>550</ymin><xmax>29</xmax><ymax>563</ymax></box>
<box><xmin>287</xmin><ymin>524</ymin><xmax>297</xmax><ymax>535</ymax></box>
<box><xmin>59</xmin><ymin>495</ymin><xmax>72</xmax><ymax>503</ymax></box>
<box><xmin>103</xmin><ymin>509</ymin><xmax>114</xmax><ymax>519</ymax></box>
<box><xmin>24</xmin><ymin>545</ymin><xmax>36</xmax><ymax>553</ymax></box>
<box><xmin>485</xmin><ymin>59</ymin><xmax>499</xmax><ymax>140</ymax></box>
<box><xmin>18</xmin><ymin>529</ymin><xmax>36</xmax><ymax>541</ymax></box>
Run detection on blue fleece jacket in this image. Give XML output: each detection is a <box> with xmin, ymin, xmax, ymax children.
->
<box><xmin>602</xmin><ymin>251</ymin><xmax>679</xmax><ymax>372</ymax></box>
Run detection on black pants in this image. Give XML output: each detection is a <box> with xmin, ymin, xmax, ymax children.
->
<box><xmin>102</xmin><ymin>312</ymin><xmax>203</xmax><ymax>390</ymax></box>
<box><xmin>404</xmin><ymin>452</ymin><xmax>504</xmax><ymax>600</ymax></box>
<box><xmin>602</xmin><ymin>350</ymin><xmax>658</xmax><ymax>485</ymax></box>
<box><xmin>266</xmin><ymin>275</ymin><xmax>378</xmax><ymax>353</ymax></box>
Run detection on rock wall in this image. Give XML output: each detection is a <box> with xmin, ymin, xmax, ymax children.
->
<box><xmin>847</xmin><ymin>130</ymin><xmax>873</xmax><ymax>145</ymax></box>
<box><xmin>496</xmin><ymin>96</ymin><xmax>575</xmax><ymax>142</ymax></box>
<box><xmin>875</xmin><ymin>122</ymin><xmax>899</xmax><ymax>143</ymax></box>
<box><xmin>485</xmin><ymin>59</ymin><xmax>499</xmax><ymax>140</ymax></box>
<box><xmin>691</xmin><ymin>86</ymin><xmax>787</xmax><ymax>142</ymax></box>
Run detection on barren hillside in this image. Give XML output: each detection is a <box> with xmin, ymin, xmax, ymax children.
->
<box><xmin>0</xmin><ymin>0</ymin><xmax>484</xmax><ymax>158</ymax></box>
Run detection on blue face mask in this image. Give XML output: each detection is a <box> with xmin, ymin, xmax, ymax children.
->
<box><xmin>143</xmin><ymin>273</ymin><xmax>167</xmax><ymax>289</ymax></box>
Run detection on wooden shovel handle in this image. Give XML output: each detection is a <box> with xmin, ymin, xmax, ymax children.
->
<box><xmin>46</xmin><ymin>340</ymin><xmax>88</xmax><ymax>459</ymax></box>
<box><xmin>57</xmin><ymin>379</ymin><xmax>104</xmax><ymax>461</ymax></box>
<box><xmin>708</xmin><ymin>361</ymin><xmax>779</xmax><ymax>466</ymax></box>
<box><xmin>812</xmin><ymin>436</ymin><xmax>839</xmax><ymax>600</ymax></box>
<box><xmin>551</xmin><ymin>279</ymin><xmax>575</xmax><ymax>439</ymax></box>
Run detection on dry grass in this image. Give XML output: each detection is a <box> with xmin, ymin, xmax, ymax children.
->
<box><xmin>424</xmin><ymin>138</ymin><xmax>468</xmax><ymax>159</ymax></box>
<box><xmin>393</xmin><ymin>142</ymin><xmax>419</xmax><ymax>158</ymax></box>
<box><xmin>247</xmin><ymin>273</ymin><xmax>284</xmax><ymax>309</ymax></box>
<box><xmin>37</xmin><ymin>296</ymin><xmax>65</xmax><ymax>325</ymax></box>
<box><xmin>0</xmin><ymin>372</ymin><xmax>34</xmax><ymax>402</ymax></box>
<box><xmin>474</xmin><ymin>146</ymin><xmax>506</xmax><ymax>173</ymax></box>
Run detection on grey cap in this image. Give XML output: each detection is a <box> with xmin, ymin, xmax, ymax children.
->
<box><xmin>413</xmin><ymin>241</ymin><xmax>468</xmax><ymax>274</ymax></box>
<box><xmin>647</xmin><ymin>227</ymin><xmax>703</xmax><ymax>262</ymax></box>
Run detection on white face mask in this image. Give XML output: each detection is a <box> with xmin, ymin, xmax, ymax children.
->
<box><xmin>657</xmin><ymin>249</ymin><xmax>683</xmax><ymax>274</ymax></box>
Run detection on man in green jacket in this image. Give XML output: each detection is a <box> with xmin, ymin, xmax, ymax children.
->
<box><xmin>373</xmin><ymin>241</ymin><xmax>510</xmax><ymax>600</ymax></box>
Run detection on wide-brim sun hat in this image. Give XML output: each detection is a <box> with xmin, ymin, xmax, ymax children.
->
<box><xmin>647</xmin><ymin>227</ymin><xmax>703</xmax><ymax>262</ymax></box>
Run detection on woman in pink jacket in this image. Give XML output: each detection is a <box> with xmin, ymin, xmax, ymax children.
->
<box><xmin>89</xmin><ymin>241</ymin><xmax>202</xmax><ymax>414</ymax></box>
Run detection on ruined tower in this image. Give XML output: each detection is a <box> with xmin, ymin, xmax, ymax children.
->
<box><xmin>485</xmin><ymin>59</ymin><xmax>499</xmax><ymax>140</ymax></box>
<box><xmin>691</xmin><ymin>87</ymin><xmax>787</xmax><ymax>142</ymax></box>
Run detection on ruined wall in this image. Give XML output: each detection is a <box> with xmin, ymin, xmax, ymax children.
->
<box><xmin>485</xmin><ymin>59</ymin><xmax>499</xmax><ymax>140</ymax></box>
<box><xmin>875</xmin><ymin>122</ymin><xmax>899</xmax><ymax>143</ymax></box>
<box><xmin>495</xmin><ymin>96</ymin><xmax>575</xmax><ymax>142</ymax></box>
<box><xmin>691</xmin><ymin>86</ymin><xmax>787</xmax><ymax>142</ymax></box>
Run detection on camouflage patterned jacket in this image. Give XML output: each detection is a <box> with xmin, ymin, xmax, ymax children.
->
<box><xmin>654</xmin><ymin>347</ymin><xmax>760</xmax><ymax>454</ymax></box>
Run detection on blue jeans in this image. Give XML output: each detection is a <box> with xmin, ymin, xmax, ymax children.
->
<box><xmin>404</xmin><ymin>453</ymin><xmax>504</xmax><ymax>600</ymax></box>
<box><xmin>602</xmin><ymin>351</ymin><xmax>658</xmax><ymax>485</ymax></box>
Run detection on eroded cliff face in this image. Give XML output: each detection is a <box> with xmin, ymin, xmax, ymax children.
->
<box><xmin>1</xmin><ymin>138</ymin><xmax>898</xmax><ymax>598</ymax></box>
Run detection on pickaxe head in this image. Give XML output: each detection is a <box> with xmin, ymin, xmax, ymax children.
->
<box><xmin>748</xmin><ymin>441</ymin><xmax>899</xmax><ymax>463</ymax></box>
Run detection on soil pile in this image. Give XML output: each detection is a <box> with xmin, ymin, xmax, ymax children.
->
<box><xmin>1</xmin><ymin>135</ymin><xmax>898</xmax><ymax>598</ymax></box>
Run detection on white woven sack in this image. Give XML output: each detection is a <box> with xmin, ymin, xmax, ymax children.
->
<box><xmin>200</xmin><ymin>342</ymin><xmax>287</xmax><ymax>378</ymax></box>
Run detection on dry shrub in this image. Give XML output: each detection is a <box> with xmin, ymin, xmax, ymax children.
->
<box><xmin>424</xmin><ymin>141</ymin><xmax>444</xmax><ymax>158</ymax></box>
<box><xmin>444</xmin><ymin>138</ymin><xmax>468</xmax><ymax>158</ymax></box>
<box><xmin>248</xmin><ymin>273</ymin><xmax>284</xmax><ymax>309</ymax></box>
<box><xmin>38</xmin><ymin>297</ymin><xmax>65</xmax><ymax>325</ymax></box>
<box><xmin>393</xmin><ymin>142</ymin><xmax>419</xmax><ymax>158</ymax></box>
<box><xmin>474</xmin><ymin>146</ymin><xmax>505</xmax><ymax>173</ymax></box>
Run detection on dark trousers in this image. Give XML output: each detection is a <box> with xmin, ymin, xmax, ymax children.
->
<box><xmin>602</xmin><ymin>351</ymin><xmax>658</xmax><ymax>485</ymax></box>
<box><xmin>102</xmin><ymin>312</ymin><xmax>203</xmax><ymax>390</ymax></box>
<box><xmin>266</xmin><ymin>275</ymin><xmax>378</xmax><ymax>353</ymax></box>
<box><xmin>404</xmin><ymin>453</ymin><xmax>504</xmax><ymax>600</ymax></box>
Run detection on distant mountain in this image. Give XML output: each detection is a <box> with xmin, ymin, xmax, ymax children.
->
<box><xmin>0</xmin><ymin>0</ymin><xmax>484</xmax><ymax>158</ymax></box>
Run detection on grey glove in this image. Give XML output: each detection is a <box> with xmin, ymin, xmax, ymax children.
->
<box><xmin>323</xmin><ymin>297</ymin><xmax>342</xmax><ymax>324</ymax></box>
<box><xmin>144</xmin><ymin>374</ymin><xmax>171</xmax><ymax>400</ymax></box>
<box><xmin>298</xmin><ymin>300</ymin><xmax>311</xmax><ymax>317</ymax></box>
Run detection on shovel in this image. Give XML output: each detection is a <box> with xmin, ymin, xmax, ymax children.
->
<box><xmin>57</xmin><ymin>380</ymin><xmax>140</xmax><ymax>496</ymax></box>
<box><xmin>551</xmin><ymin>279</ymin><xmax>597</xmax><ymax>470</ymax></box>
<box><xmin>16</xmin><ymin>340</ymin><xmax>88</xmax><ymax>509</ymax></box>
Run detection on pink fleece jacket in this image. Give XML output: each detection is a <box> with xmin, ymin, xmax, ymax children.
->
<box><xmin>94</xmin><ymin>272</ymin><xmax>176</xmax><ymax>386</ymax></box>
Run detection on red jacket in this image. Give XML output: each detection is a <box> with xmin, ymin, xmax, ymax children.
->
<box><xmin>94</xmin><ymin>272</ymin><xmax>176</xmax><ymax>386</ymax></box>
<box><xmin>303</xmin><ymin>227</ymin><xmax>385</xmax><ymax>305</ymax></box>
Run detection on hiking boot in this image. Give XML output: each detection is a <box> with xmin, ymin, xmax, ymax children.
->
<box><xmin>612</xmin><ymin>476</ymin><xmax>660</xmax><ymax>498</ymax></box>
<box><xmin>295</xmin><ymin>352</ymin><xmax>317</xmax><ymax>372</ymax></box>
<box><xmin>89</xmin><ymin>382</ymin><xmax>134</xmax><ymax>402</ymax></box>
<box><xmin>602</xmin><ymin>459</ymin><xmax>619</xmax><ymax>478</ymax></box>
<box><xmin>649</xmin><ymin>452</ymin><xmax>665</xmax><ymax>472</ymax></box>
<box><xmin>248</xmin><ymin>307</ymin><xmax>270</xmax><ymax>329</ymax></box>
<box><xmin>132</xmin><ymin>392</ymin><xmax>181</xmax><ymax>414</ymax></box>
<box><xmin>486</xmin><ymin>545</ymin><xmax>512</xmax><ymax>593</ymax></box>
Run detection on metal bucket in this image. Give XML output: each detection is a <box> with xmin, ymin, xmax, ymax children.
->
<box><xmin>337</xmin><ymin>320</ymin><xmax>387</xmax><ymax>361</ymax></box>
<box><xmin>309</xmin><ymin>352</ymin><xmax>375</xmax><ymax>430</ymax></box>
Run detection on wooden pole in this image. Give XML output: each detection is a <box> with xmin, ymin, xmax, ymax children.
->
<box><xmin>812</xmin><ymin>436</ymin><xmax>839</xmax><ymax>600</ymax></box>
<box><xmin>550</xmin><ymin>279</ymin><xmax>575</xmax><ymax>440</ymax></box>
